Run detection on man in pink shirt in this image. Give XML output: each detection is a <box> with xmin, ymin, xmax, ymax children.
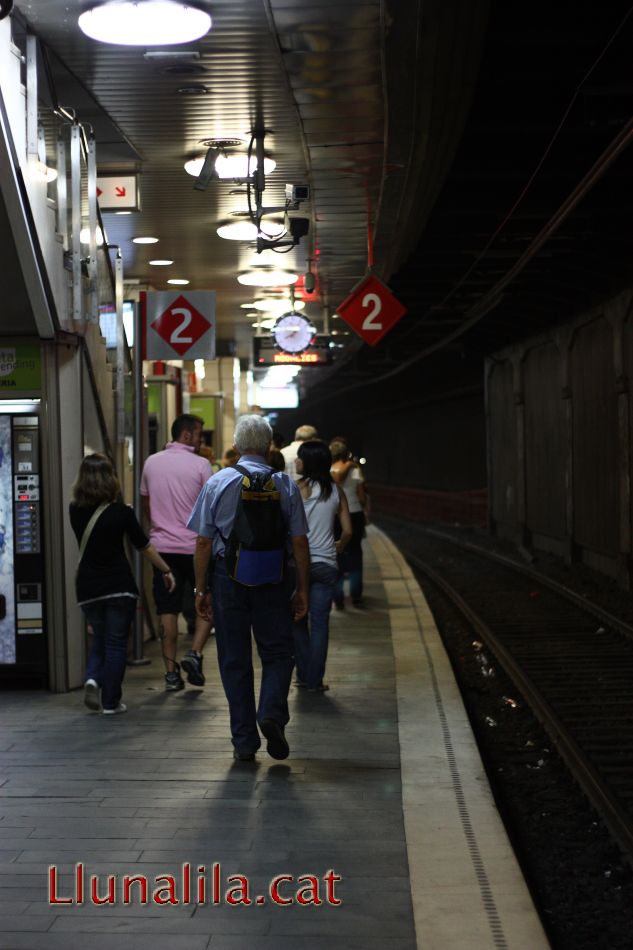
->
<box><xmin>140</xmin><ymin>414</ymin><xmax>213</xmax><ymax>690</ymax></box>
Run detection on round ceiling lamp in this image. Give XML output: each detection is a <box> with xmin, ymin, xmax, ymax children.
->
<box><xmin>237</xmin><ymin>270</ymin><xmax>298</xmax><ymax>287</ymax></box>
<box><xmin>132</xmin><ymin>236</ymin><xmax>159</xmax><ymax>244</ymax></box>
<box><xmin>149</xmin><ymin>259</ymin><xmax>174</xmax><ymax>265</ymax></box>
<box><xmin>78</xmin><ymin>1</ymin><xmax>212</xmax><ymax>47</ymax></box>
<box><xmin>167</xmin><ymin>278</ymin><xmax>190</xmax><ymax>285</ymax></box>
<box><xmin>184</xmin><ymin>154</ymin><xmax>276</xmax><ymax>178</ymax></box>
<box><xmin>80</xmin><ymin>226</ymin><xmax>105</xmax><ymax>246</ymax></box>
<box><xmin>216</xmin><ymin>219</ymin><xmax>286</xmax><ymax>242</ymax></box>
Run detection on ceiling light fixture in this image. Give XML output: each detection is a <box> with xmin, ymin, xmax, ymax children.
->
<box><xmin>237</xmin><ymin>270</ymin><xmax>298</xmax><ymax>287</ymax></box>
<box><xmin>216</xmin><ymin>220</ymin><xmax>286</xmax><ymax>242</ymax></box>
<box><xmin>167</xmin><ymin>278</ymin><xmax>190</xmax><ymax>285</ymax></box>
<box><xmin>149</xmin><ymin>259</ymin><xmax>174</xmax><ymax>265</ymax></box>
<box><xmin>133</xmin><ymin>236</ymin><xmax>159</xmax><ymax>244</ymax></box>
<box><xmin>184</xmin><ymin>154</ymin><xmax>276</xmax><ymax>179</ymax></box>
<box><xmin>80</xmin><ymin>226</ymin><xmax>105</xmax><ymax>246</ymax></box>
<box><xmin>243</xmin><ymin>298</ymin><xmax>305</xmax><ymax>314</ymax></box>
<box><xmin>78</xmin><ymin>1</ymin><xmax>212</xmax><ymax>47</ymax></box>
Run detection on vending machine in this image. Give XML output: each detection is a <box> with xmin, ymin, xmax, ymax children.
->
<box><xmin>0</xmin><ymin>405</ymin><xmax>47</xmax><ymax>685</ymax></box>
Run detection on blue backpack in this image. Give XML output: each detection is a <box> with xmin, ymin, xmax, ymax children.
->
<box><xmin>225</xmin><ymin>465</ymin><xmax>287</xmax><ymax>586</ymax></box>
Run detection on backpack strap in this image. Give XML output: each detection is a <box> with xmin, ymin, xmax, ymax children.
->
<box><xmin>77</xmin><ymin>503</ymin><xmax>110</xmax><ymax>564</ymax></box>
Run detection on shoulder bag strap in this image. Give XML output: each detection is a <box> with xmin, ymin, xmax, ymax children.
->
<box><xmin>77</xmin><ymin>503</ymin><xmax>110</xmax><ymax>564</ymax></box>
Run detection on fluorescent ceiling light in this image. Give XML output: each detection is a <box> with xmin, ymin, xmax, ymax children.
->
<box><xmin>184</xmin><ymin>154</ymin><xmax>276</xmax><ymax>178</ymax></box>
<box><xmin>243</xmin><ymin>298</ymin><xmax>305</xmax><ymax>314</ymax></box>
<box><xmin>78</xmin><ymin>1</ymin><xmax>212</xmax><ymax>47</ymax></box>
<box><xmin>80</xmin><ymin>226</ymin><xmax>105</xmax><ymax>246</ymax></box>
<box><xmin>238</xmin><ymin>270</ymin><xmax>298</xmax><ymax>287</ymax></box>
<box><xmin>167</xmin><ymin>278</ymin><xmax>190</xmax><ymax>285</ymax></box>
<box><xmin>115</xmin><ymin>210</ymin><xmax>133</xmax><ymax>215</ymax></box>
<box><xmin>132</xmin><ymin>236</ymin><xmax>159</xmax><ymax>244</ymax></box>
<box><xmin>216</xmin><ymin>220</ymin><xmax>286</xmax><ymax>241</ymax></box>
<box><xmin>149</xmin><ymin>259</ymin><xmax>174</xmax><ymax>265</ymax></box>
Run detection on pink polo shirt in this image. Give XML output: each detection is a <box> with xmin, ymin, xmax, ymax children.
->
<box><xmin>140</xmin><ymin>442</ymin><xmax>212</xmax><ymax>554</ymax></box>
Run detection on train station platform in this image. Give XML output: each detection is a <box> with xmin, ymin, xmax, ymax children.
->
<box><xmin>0</xmin><ymin>528</ymin><xmax>549</xmax><ymax>950</ymax></box>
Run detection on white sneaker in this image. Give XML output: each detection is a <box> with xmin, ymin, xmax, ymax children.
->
<box><xmin>102</xmin><ymin>703</ymin><xmax>127</xmax><ymax>715</ymax></box>
<box><xmin>84</xmin><ymin>679</ymin><xmax>101</xmax><ymax>711</ymax></box>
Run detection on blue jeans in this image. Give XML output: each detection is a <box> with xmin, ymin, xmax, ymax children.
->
<box><xmin>82</xmin><ymin>597</ymin><xmax>135</xmax><ymax>710</ymax></box>
<box><xmin>211</xmin><ymin>559</ymin><xmax>295</xmax><ymax>754</ymax></box>
<box><xmin>334</xmin><ymin>511</ymin><xmax>365</xmax><ymax>605</ymax></box>
<box><xmin>293</xmin><ymin>561</ymin><xmax>338</xmax><ymax>689</ymax></box>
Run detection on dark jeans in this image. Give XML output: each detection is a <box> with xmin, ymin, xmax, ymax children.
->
<box><xmin>334</xmin><ymin>511</ymin><xmax>365</xmax><ymax>604</ymax></box>
<box><xmin>211</xmin><ymin>559</ymin><xmax>295</xmax><ymax>754</ymax></box>
<box><xmin>82</xmin><ymin>596</ymin><xmax>136</xmax><ymax>710</ymax></box>
<box><xmin>293</xmin><ymin>561</ymin><xmax>338</xmax><ymax>688</ymax></box>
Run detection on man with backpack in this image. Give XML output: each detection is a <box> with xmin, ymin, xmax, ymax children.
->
<box><xmin>188</xmin><ymin>415</ymin><xmax>309</xmax><ymax>762</ymax></box>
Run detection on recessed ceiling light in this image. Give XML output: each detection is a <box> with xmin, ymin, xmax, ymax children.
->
<box><xmin>115</xmin><ymin>210</ymin><xmax>133</xmax><ymax>215</ymax></box>
<box><xmin>132</xmin><ymin>236</ymin><xmax>159</xmax><ymax>244</ymax></box>
<box><xmin>167</xmin><ymin>278</ymin><xmax>190</xmax><ymax>285</ymax></box>
<box><xmin>78</xmin><ymin>1</ymin><xmax>212</xmax><ymax>47</ymax></box>
<box><xmin>237</xmin><ymin>270</ymin><xmax>298</xmax><ymax>287</ymax></box>
<box><xmin>149</xmin><ymin>259</ymin><xmax>174</xmax><ymax>266</ymax></box>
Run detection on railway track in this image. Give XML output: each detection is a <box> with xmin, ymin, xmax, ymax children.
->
<box><xmin>395</xmin><ymin>528</ymin><xmax>633</xmax><ymax>859</ymax></box>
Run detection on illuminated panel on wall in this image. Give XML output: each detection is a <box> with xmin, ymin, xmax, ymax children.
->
<box><xmin>253</xmin><ymin>335</ymin><xmax>333</xmax><ymax>367</ymax></box>
<box><xmin>0</xmin><ymin>416</ymin><xmax>15</xmax><ymax>664</ymax></box>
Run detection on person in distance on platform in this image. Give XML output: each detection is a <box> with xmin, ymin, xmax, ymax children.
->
<box><xmin>188</xmin><ymin>414</ymin><xmax>309</xmax><ymax>762</ymax></box>
<box><xmin>329</xmin><ymin>439</ymin><xmax>369</xmax><ymax>610</ymax></box>
<box><xmin>70</xmin><ymin>453</ymin><xmax>176</xmax><ymax>715</ymax></box>
<box><xmin>293</xmin><ymin>440</ymin><xmax>352</xmax><ymax>692</ymax></box>
<box><xmin>281</xmin><ymin>424</ymin><xmax>318</xmax><ymax>480</ymax></box>
<box><xmin>140</xmin><ymin>414</ymin><xmax>213</xmax><ymax>691</ymax></box>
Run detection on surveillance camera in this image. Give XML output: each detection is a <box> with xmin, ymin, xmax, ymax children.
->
<box><xmin>285</xmin><ymin>184</ymin><xmax>310</xmax><ymax>203</ymax></box>
<box><xmin>304</xmin><ymin>271</ymin><xmax>316</xmax><ymax>294</ymax></box>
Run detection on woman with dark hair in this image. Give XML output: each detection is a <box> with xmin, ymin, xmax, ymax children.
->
<box><xmin>329</xmin><ymin>439</ymin><xmax>369</xmax><ymax>609</ymax></box>
<box><xmin>69</xmin><ymin>453</ymin><xmax>176</xmax><ymax>714</ymax></box>
<box><xmin>293</xmin><ymin>440</ymin><xmax>352</xmax><ymax>691</ymax></box>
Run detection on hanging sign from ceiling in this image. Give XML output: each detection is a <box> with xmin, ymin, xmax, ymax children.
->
<box><xmin>253</xmin><ymin>335</ymin><xmax>333</xmax><ymax>367</ymax></box>
<box><xmin>145</xmin><ymin>291</ymin><xmax>215</xmax><ymax>360</ymax></box>
<box><xmin>336</xmin><ymin>273</ymin><xmax>406</xmax><ymax>346</ymax></box>
<box><xmin>96</xmin><ymin>174</ymin><xmax>140</xmax><ymax>212</ymax></box>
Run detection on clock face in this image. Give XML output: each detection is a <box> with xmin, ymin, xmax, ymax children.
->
<box><xmin>272</xmin><ymin>313</ymin><xmax>315</xmax><ymax>353</ymax></box>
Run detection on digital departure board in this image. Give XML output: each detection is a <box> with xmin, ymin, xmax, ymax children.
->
<box><xmin>253</xmin><ymin>335</ymin><xmax>334</xmax><ymax>367</ymax></box>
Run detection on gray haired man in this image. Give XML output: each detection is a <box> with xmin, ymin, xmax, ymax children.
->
<box><xmin>188</xmin><ymin>415</ymin><xmax>309</xmax><ymax>761</ymax></box>
<box><xmin>281</xmin><ymin>424</ymin><xmax>318</xmax><ymax>480</ymax></box>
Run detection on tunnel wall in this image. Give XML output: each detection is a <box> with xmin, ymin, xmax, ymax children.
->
<box><xmin>487</xmin><ymin>290</ymin><xmax>632</xmax><ymax>585</ymax></box>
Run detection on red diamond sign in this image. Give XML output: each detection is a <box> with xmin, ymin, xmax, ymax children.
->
<box><xmin>336</xmin><ymin>274</ymin><xmax>406</xmax><ymax>346</ymax></box>
<box><xmin>146</xmin><ymin>291</ymin><xmax>215</xmax><ymax>359</ymax></box>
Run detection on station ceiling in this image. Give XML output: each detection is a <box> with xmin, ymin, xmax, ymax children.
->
<box><xmin>8</xmin><ymin>1</ymin><xmax>633</xmax><ymax>405</ymax></box>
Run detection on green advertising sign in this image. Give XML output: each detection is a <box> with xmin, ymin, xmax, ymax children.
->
<box><xmin>0</xmin><ymin>342</ymin><xmax>41</xmax><ymax>392</ymax></box>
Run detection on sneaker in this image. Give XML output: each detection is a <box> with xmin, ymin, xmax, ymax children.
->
<box><xmin>102</xmin><ymin>703</ymin><xmax>127</xmax><ymax>715</ymax></box>
<box><xmin>83</xmin><ymin>679</ymin><xmax>101</xmax><ymax>711</ymax></box>
<box><xmin>259</xmin><ymin>718</ymin><xmax>289</xmax><ymax>760</ymax></box>
<box><xmin>233</xmin><ymin>749</ymin><xmax>256</xmax><ymax>762</ymax></box>
<box><xmin>181</xmin><ymin>651</ymin><xmax>205</xmax><ymax>686</ymax></box>
<box><xmin>165</xmin><ymin>671</ymin><xmax>185</xmax><ymax>691</ymax></box>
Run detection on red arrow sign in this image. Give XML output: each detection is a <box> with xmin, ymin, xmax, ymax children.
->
<box><xmin>96</xmin><ymin>187</ymin><xmax>102</xmax><ymax>197</ymax></box>
<box><xmin>115</xmin><ymin>186</ymin><xmax>126</xmax><ymax>197</ymax></box>
<box><xmin>336</xmin><ymin>274</ymin><xmax>407</xmax><ymax>346</ymax></box>
<box><xmin>150</xmin><ymin>295</ymin><xmax>212</xmax><ymax>357</ymax></box>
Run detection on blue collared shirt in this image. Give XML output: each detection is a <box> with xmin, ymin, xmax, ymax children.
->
<box><xmin>187</xmin><ymin>454</ymin><xmax>308</xmax><ymax>557</ymax></box>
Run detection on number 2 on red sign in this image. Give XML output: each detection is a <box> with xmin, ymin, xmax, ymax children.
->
<box><xmin>361</xmin><ymin>293</ymin><xmax>383</xmax><ymax>331</ymax></box>
<box><xmin>171</xmin><ymin>307</ymin><xmax>193</xmax><ymax>345</ymax></box>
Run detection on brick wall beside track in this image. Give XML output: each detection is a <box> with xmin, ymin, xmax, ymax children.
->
<box><xmin>369</xmin><ymin>484</ymin><xmax>488</xmax><ymax>526</ymax></box>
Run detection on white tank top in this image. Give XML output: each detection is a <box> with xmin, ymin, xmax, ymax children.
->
<box><xmin>301</xmin><ymin>482</ymin><xmax>339</xmax><ymax>566</ymax></box>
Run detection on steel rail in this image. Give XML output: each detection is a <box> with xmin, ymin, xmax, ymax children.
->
<box><xmin>421</xmin><ymin>526</ymin><xmax>633</xmax><ymax>643</ymax></box>
<box><xmin>407</xmin><ymin>551</ymin><xmax>633</xmax><ymax>859</ymax></box>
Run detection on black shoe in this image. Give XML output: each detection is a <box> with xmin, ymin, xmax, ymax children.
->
<box><xmin>181</xmin><ymin>651</ymin><xmax>205</xmax><ymax>686</ymax></box>
<box><xmin>352</xmin><ymin>599</ymin><xmax>367</xmax><ymax>610</ymax></box>
<box><xmin>259</xmin><ymin>718</ymin><xmax>289</xmax><ymax>760</ymax></box>
<box><xmin>333</xmin><ymin>601</ymin><xmax>345</xmax><ymax>611</ymax></box>
<box><xmin>233</xmin><ymin>749</ymin><xmax>256</xmax><ymax>762</ymax></box>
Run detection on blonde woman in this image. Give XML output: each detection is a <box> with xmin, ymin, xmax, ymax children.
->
<box><xmin>69</xmin><ymin>453</ymin><xmax>175</xmax><ymax>714</ymax></box>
